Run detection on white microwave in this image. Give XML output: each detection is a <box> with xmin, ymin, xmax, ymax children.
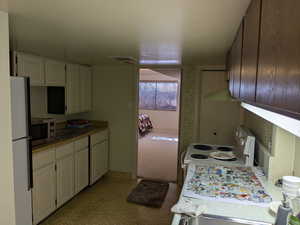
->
<box><xmin>31</xmin><ymin>118</ymin><xmax>56</xmax><ymax>144</ymax></box>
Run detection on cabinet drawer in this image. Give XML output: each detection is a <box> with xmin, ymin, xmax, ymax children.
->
<box><xmin>56</xmin><ymin>143</ymin><xmax>74</xmax><ymax>159</ymax></box>
<box><xmin>33</xmin><ymin>148</ymin><xmax>55</xmax><ymax>171</ymax></box>
<box><xmin>90</xmin><ymin>130</ymin><xmax>108</xmax><ymax>146</ymax></box>
<box><xmin>74</xmin><ymin>137</ymin><xmax>89</xmax><ymax>152</ymax></box>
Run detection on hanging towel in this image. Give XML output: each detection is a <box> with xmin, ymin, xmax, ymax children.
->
<box><xmin>171</xmin><ymin>199</ymin><xmax>206</xmax><ymax>217</ymax></box>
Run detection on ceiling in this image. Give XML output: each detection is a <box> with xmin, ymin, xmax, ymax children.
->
<box><xmin>5</xmin><ymin>0</ymin><xmax>250</xmax><ymax>66</ymax></box>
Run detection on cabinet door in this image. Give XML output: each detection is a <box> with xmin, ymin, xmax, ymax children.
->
<box><xmin>230</xmin><ymin>22</ymin><xmax>244</xmax><ymax>99</ymax></box>
<box><xmin>56</xmin><ymin>153</ymin><xmax>75</xmax><ymax>207</ymax></box>
<box><xmin>240</xmin><ymin>0</ymin><xmax>261</xmax><ymax>102</ymax></box>
<box><xmin>79</xmin><ymin>66</ymin><xmax>92</xmax><ymax>112</ymax></box>
<box><xmin>75</xmin><ymin>147</ymin><xmax>89</xmax><ymax>194</ymax></box>
<box><xmin>32</xmin><ymin>163</ymin><xmax>56</xmax><ymax>225</ymax></box>
<box><xmin>256</xmin><ymin>0</ymin><xmax>300</xmax><ymax>114</ymax></box>
<box><xmin>45</xmin><ymin>59</ymin><xmax>66</xmax><ymax>86</ymax></box>
<box><xmin>17</xmin><ymin>53</ymin><xmax>45</xmax><ymax>86</ymax></box>
<box><xmin>90</xmin><ymin>141</ymin><xmax>108</xmax><ymax>185</ymax></box>
<box><xmin>66</xmin><ymin>64</ymin><xmax>80</xmax><ymax>114</ymax></box>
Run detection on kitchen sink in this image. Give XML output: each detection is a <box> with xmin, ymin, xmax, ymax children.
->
<box><xmin>179</xmin><ymin>214</ymin><xmax>272</xmax><ymax>225</ymax></box>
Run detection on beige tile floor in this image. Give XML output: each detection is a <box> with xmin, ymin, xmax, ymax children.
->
<box><xmin>138</xmin><ymin>131</ymin><xmax>178</xmax><ymax>182</ymax></box>
<box><xmin>40</xmin><ymin>172</ymin><xmax>180</xmax><ymax>225</ymax></box>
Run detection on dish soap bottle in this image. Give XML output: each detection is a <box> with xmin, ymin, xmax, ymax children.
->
<box><xmin>275</xmin><ymin>193</ymin><xmax>293</xmax><ymax>225</ymax></box>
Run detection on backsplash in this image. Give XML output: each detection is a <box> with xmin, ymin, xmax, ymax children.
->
<box><xmin>244</xmin><ymin>110</ymin><xmax>273</xmax><ymax>153</ymax></box>
<box><xmin>243</xmin><ymin>108</ymin><xmax>300</xmax><ymax>181</ymax></box>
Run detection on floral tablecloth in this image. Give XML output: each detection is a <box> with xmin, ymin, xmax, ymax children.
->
<box><xmin>184</xmin><ymin>165</ymin><xmax>272</xmax><ymax>206</ymax></box>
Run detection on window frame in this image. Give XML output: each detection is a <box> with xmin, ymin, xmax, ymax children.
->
<box><xmin>139</xmin><ymin>80</ymin><xmax>179</xmax><ymax>111</ymax></box>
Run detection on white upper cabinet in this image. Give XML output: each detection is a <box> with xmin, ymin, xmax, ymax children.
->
<box><xmin>66</xmin><ymin>64</ymin><xmax>80</xmax><ymax>114</ymax></box>
<box><xmin>66</xmin><ymin>64</ymin><xmax>92</xmax><ymax>115</ymax></box>
<box><xmin>16</xmin><ymin>52</ymin><xmax>45</xmax><ymax>86</ymax></box>
<box><xmin>45</xmin><ymin>59</ymin><xmax>66</xmax><ymax>86</ymax></box>
<box><xmin>15</xmin><ymin>52</ymin><xmax>92</xmax><ymax>114</ymax></box>
<box><xmin>79</xmin><ymin>66</ymin><xmax>92</xmax><ymax>112</ymax></box>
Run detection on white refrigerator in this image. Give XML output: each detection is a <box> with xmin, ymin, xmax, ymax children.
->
<box><xmin>11</xmin><ymin>76</ymin><xmax>33</xmax><ymax>225</ymax></box>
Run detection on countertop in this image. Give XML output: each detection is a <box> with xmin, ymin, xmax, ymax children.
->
<box><xmin>32</xmin><ymin>124</ymin><xmax>108</xmax><ymax>153</ymax></box>
<box><xmin>171</xmin><ymin>160</ymin><xmax>282</xmax><ymax>225</ymax></box>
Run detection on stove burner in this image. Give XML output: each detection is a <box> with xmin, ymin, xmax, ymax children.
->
<box><xmin>190</xmin><ymin>154</ymin><xmax>209</xmax><ymax>159</ymax></box>
<box><xmin>193</xmin><ymin>144</ymin><xmax>213</xmax><ymax>151</ymax></box>
<box><xmin>214</xmin><ymin>157</ymin><xmax>237</xmax><ymax>161</ymax></box>
<box><xmin>217</xmin><ymin>146</ymin><xmax>233</xmax><ymax>152</ymax></box>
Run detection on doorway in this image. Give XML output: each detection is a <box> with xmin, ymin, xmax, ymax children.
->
<box><xmin>137</xmin><ymin>68</ymin><xmax>181</xmax><ymax>182</ymax></box>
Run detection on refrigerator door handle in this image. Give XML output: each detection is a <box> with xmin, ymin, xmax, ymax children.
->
<box><xmin>25</xmin><ymin>77</ymin><xmax>32</xmax><ymax>137</ymax></box>
<box><xmin>27</xmin><ymin>138</ymin><xmax>33</xmax><ymax>190</ymax></box>
<box><xmin>25</xmin><ymin>77</ymin><xmax>33</xmax><ymax>190</ymax></box>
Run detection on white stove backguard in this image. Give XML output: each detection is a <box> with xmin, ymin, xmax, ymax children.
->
<box><xmin>235</xmin><ymin>126</ymin><xmax>255</xmax><ymax>167</ymax></box>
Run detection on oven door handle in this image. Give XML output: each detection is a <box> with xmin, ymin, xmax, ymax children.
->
<box><xmin>180</xmin><ymin>150</ymin><xmax>187</xmax><ymax>169</ymax></box>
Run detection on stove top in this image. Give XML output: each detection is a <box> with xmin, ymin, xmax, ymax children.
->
<box><xmin>213</xmin><ymin>157</ymin><xmax>237</xmax><ymax>162</ymax></box>
<box><xmin>184</xmin><ymin>143</ymin><xmax>243</xmax><ymax>166</ymax></box>
<box><xmin>191</xmin><ymin>144</ymin><xmax>234</xmax><ymax>152</ymax></box>
<box><xmin>193</xmin><ymin>144</ymin><xmax>213</xmax><ymax>151</ymax></box>
<box><xmin>190</xmin><ymin>154</ymin><xmax>209</xmax><ymax>159</ymax></box>
<box><xmin>217</xmin><ymin>146</ymin><xmax>233</xmax><ymax>152</ymax></box>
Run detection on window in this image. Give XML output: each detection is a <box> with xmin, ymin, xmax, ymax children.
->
<box><xmin>139</xmin><ymin>81</ymin><xmax>178</xmax><ymax>111</ymax></box>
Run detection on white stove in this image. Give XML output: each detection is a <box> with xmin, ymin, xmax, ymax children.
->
<box><xmin>184</xmin><ymin>143</ymin><xmax>243</xmax><ymax>166</ymax></box>
<box><xmin>182</xmin><ymin>126</ymin><xmax>256</xmax><ymax>172</ymax></box>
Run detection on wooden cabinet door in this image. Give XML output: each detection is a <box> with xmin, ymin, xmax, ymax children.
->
<box><xmin>90</xmin><ymin>141</ymin><xmax>108</xmax><ymax>185</ymax></box>
<box><xmin>79</xmin><ymin>66</ymin><xmax>92</xmax><ymax>112</ymax></box>
<box><xmin>45</xmin><ymin>59</ymin><xmax>66</xmax><ymax>86</ymax></box>
<box><xmin>230</xmin><ymin>22</ymin><xmax>244</xmax><ymax>99</ymax></box>
<box><xmin>240</xmin><ymin>0</ymin><xmax>261</xmax><ymax>102</ymax></box>
<box><xmin>257</xmin><ymin>0</ymin><xmax>300</xmax><ymax>114</ymax></box>
<box><xmin>32</xmin><ymin>163</ymin><xmax>56</xmax><ymax>225</ymax></box>
<box><xmin>66</xmin><ymin>64</ymin><xmax>80</xmax><ymax>114</ymax></box>
<box><xmin>56</xmin><ymin>153</ymin><xmax>75</xmax><ymax>207</ymax></box>
<box><xmin>75</xmin><ymin>147</ymin><xmax>89</xmax><ymax>194</ymax></box>
<box><xmin>17</xmin><ymin>53</ymin><xmax>45</xmax><ymax>86</ymax></box>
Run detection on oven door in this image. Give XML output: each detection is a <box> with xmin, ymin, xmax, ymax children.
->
<box><xmin>31</xmin><ymin>123</ymin><xmax>48</xmax><ymax>141</ymax></box>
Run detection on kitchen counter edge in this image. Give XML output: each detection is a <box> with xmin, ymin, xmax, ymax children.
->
<box><xmin>32</xmin><ymin>126</ymin><xmax>108</xmax><ymax>153</ymax></box>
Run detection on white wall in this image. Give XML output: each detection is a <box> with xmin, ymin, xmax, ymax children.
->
<box><xmin>198</xmin><ymin>71</ymin><xmax>241</xmax><ymax>145</ymax></box>
<box><xmin>139</xmin><ymin>69</ymin><xmax>180</xmax><ymax>133</ymax></box>
<box><xmin>0</xmin><ymin>0</ymin><xmax>8</xmax><ymax>11</ymax></box>
<box><xmin>294</xmin><ymin>138</ymin><xmax>300</xmax><ymax>176</ymax></box>
<box><xmin>0</xmin><ymin>11</ymin><xmax>16</xmax><ymax>225</ymax></box>
<box><xmin>85</xmin><ymin>65</ymin><xmax>138</xmax><ymax>173</ymax></box>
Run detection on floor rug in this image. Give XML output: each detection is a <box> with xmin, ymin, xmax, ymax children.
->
<box><xmin>127</xmin><ymin>180</ymin><xmax>169</xmax><ymax>208</ymax></box>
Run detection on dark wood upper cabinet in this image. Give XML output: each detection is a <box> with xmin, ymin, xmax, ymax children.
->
<box><xmin>240</xmin><ymin>0</ymin><xmax>261</xmax><ymax>102</ymax></box>
<box><xmin>256</xmin><ymin>0</ymin><xmax>300</xmax><ymax>114</ymax></box>
<box><xmin>229</xmin><ymin>22</ymin><xmax>244</xmax><ymax>99</ymax></box>
<box><xmin>227</xmin><ymin>50</ymin><xmax>234</xmax><ymax>96</ymax></box>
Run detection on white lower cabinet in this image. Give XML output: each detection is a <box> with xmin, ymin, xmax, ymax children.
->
<box><xmin>32</xmin><ymin>149</ymin><xmax>56</xmax><ymax>225</ymax></box>
<box><xmin>90</xmin><ymin>130</ymin><xmax>109</xmax><ymax>185</ymax></box>
<box><xmin>75</xmin><ymin>147</ymin><xmax>89</xmax><ymax>194</ymax></box>
<box><xmin>32</xmin><ymin>133</ymin><xmax>109</xmax><ymax>224</ymax></box>
<box><xmin>56</xmin><ymin>152</ymin><xmax>75</xmax><ymax>207</ymax></box>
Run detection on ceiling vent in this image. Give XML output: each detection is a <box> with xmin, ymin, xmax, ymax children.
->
<box><xmin>110</xmin><ymin>56</ymin><xmax>137</xmax><ymax>64</ymax></box>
